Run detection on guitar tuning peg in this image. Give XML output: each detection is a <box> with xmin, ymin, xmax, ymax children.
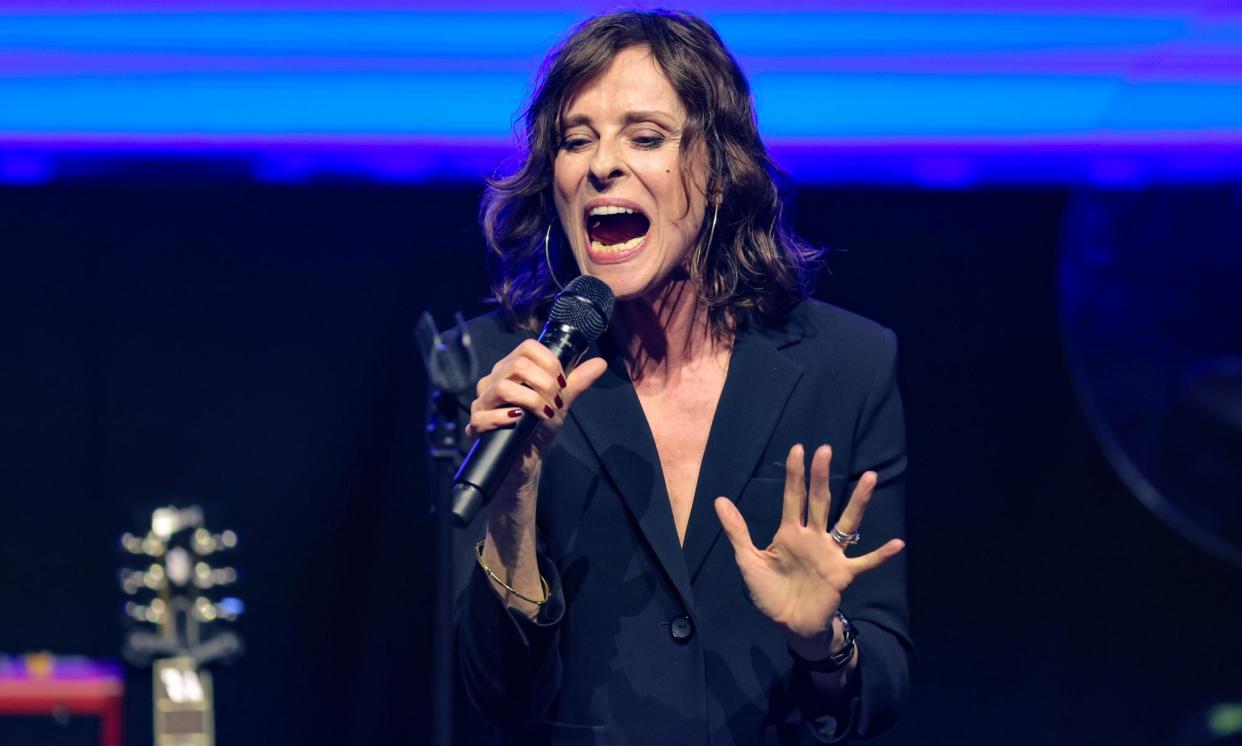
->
<box><xmin>192</xmin><ymin>528</ymin><xmax>215</xmax><ymax>555</ymax></box>
<box><xmin>192</xmin><ymin>597</ymin><xmax>216</xmax><ymax>622</ymax></box>
<box><xmin>217</xmin><ymin>596</ymin><xmax>244</xmax><ymax>620</ymax></box>
<box><xmin>193</xmin><ymin>561</ymin><xmax>212</xmax><ymax>587</ymax></box>
<box><xmin>192</xmin><ymin>596</ymin><xmax>242</xmax><ymax>623</ymax></box>
<box><xmin>120</xmin><ymin>532</ymin><xmax>165</xmax><ymax>557</ymax></box>
<box><xmin>143</xmin><ymin>563</ymin><xmax>166</xmax><ymax>590</ymax></box>
<box><xmin>143</xmin><ymin>534</ymin><xmax>166</xmax><ymax>557</ymax></box>
<box><xmin>125</xmin><ymin>598</ymin><xmax>166</xmax><ymax>624</ymax></box>
<box><xmin>120</xmin><ymin>533</ymin><xmax>144</xmax><ymax>555</ymax></box>
<box><xmin>193</xmin><ymin>562</ymin><xmax>237</xmax><ymax>589</ymax></box>
<box><xmin>191</xmin><ymin>529</ymin><xmax>239</xmax><ymax>556</ymax></box>
<box><xmin>119</xmin><ymin>569</ymin><xmax>147</xmax><ymax>595</ymax></box>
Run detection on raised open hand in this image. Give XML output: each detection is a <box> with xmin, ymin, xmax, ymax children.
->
<box><xmin>714</xmin><ymin>444</ymin><xmax>905</xmax><ymax>652</ymax></box>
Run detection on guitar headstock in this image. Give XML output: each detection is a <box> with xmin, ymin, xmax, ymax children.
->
<box><xmin>119</xmin><ymin>506</ymin><xmax>244</xmax><ymax>667</ymax></box>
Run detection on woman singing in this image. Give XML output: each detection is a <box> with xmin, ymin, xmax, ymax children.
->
<box><xmin>457</xmin><ymin>9</ymin><xmax>911</xmax><ymax>744</ymax></box>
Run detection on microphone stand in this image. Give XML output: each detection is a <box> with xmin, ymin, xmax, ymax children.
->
<box><xmin>414</xmin><ymin>312</ymin><xmax>476</xmax><ymax>746</ymax></box>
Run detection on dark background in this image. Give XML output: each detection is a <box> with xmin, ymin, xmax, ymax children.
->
<box><xmin>2</xmin><ymin>182</ymin><xmax>1239</xmax><ymax>745</ymax></box>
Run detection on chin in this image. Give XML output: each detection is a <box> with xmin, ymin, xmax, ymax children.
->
<box><xmin>586</xmin><ymin>262</ymin><xmax>690</xmax><ymax>305</ymax></box>
<box><xmin>578</xmin><ymin>267</ymin><xmax>647</xmax><ymax>301</ymax></box>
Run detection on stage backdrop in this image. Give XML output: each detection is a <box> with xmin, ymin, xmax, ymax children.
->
<box><xmin>2</xmin><ymin>181</ymin><xmax>1240</xmax><ymax>745</ymax></box>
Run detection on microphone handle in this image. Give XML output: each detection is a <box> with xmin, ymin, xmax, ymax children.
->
<box><xmin>450</xmin><ymin>326</ymin><xmax>581</xmax><ymax>526</ymax></box>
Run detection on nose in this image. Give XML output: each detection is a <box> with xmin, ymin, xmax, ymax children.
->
<box><xmin>588</xmin><ymin>138</ymin><xmax>625</xmax><ymax>188</ymax></box>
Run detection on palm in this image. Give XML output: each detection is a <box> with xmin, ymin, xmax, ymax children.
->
<box><xmin>715</xmin><ymin>444</ymin><xmax>904</xmax><ymax>647</ymax></box>
<box><xmin>734</xmin><ymin>521</ymin><xmax>852</xmax><ymax>639</ymax></box>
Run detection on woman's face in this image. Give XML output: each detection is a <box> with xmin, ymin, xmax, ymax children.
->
<box><xmin>552</xmin><ymin>45</ymin><xmax>709</xmax><ymax>302</ymax></box>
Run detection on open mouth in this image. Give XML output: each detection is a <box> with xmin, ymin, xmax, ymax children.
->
<box><xmin>586</xmin><ymin>205</ymin><xmax>651</xmax><ymax>255</ymax></box>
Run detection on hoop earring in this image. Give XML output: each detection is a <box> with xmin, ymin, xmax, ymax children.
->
<box><xmin>544</xmin><ymin>224</ymin><xmax>566</xmax><ymax>290</ymax></box>
<box><xmin>694</xmin><ymin>202</ymin><xmax>721</xmax><ymax>269</ymax></box>
<box><xmin>706</xmin><ymin>202</ymin><xmax>719</xmax><ymax>252</ymax></box>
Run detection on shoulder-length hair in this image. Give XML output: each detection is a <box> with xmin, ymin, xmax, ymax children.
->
<box><xmin>480</xmin><ymin>9</ymin><xmax>822</xmax><ymax>335</ymax></box>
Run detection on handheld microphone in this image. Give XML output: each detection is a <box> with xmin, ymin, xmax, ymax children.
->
<box><xmin>450</xmin><ymin>275</ymin><xmax>615</xmax><ymax>526</ymax></box>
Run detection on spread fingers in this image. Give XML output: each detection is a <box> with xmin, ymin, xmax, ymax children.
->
<box><xmin>835</xmin><ymin>471</ymin><xmax>877</xmax><ymax>535</ymax></box>
<box><xmin>848</xmin><ymin>538</ymin><xmax>906</xmax><ymax>575</ymax></box>
<box><xmin>806</xmin><ymin>445</ymin><xmax>833</xmax><ymax>531</ymax></box>
<box><xmin>781</xmin><ymin>444</ymin><xmax>807</xmax><ymax>526</ymax></box>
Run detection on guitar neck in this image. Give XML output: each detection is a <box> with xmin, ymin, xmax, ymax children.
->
<box><xmin>121</xmin><ymin>507</ymin><xmax>239</xmax><ymax>746</ymax></box>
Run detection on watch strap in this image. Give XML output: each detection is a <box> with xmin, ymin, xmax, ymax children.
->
<box><xmin>788</xmin><ymin>611</ymin><xmax>857</xmax><ymax>673</ymax></box>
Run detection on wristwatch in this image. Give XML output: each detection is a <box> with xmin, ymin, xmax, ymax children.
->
<box><xmin>788</xmin><ymin>611</ymin><xmax>857</xmax><ymax>673</ymax></box>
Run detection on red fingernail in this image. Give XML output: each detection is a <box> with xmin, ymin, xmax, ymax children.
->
<box><xmin>555</xmin><ymin>394</ymin><xmax>564</xmax><ymax>409</ymax></box>
<box><xmin>557</xmin><ymin>374</ymin><xmax>567</xmax><ymax>388</ymax></box>
<box><xmin>543</xmin><ymin>405</ymin><xmax>555</xmax><ymax>418</ymax></box>
<box><xmin>507</xmin><ymin>408</ymin><xmax>523</xmax><ymax>418</ymax></box>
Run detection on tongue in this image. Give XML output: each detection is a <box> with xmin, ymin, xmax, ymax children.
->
<box><xmin>589</xmin><ymin>212</ymin><xmax>649</xmax><ymax>245</ymax></box>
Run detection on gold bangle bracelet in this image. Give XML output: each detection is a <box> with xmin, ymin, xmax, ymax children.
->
<box><xmin>475</xmin><ymin>539</ymin><xmax>550</xmax><ymax>607</ymax></box>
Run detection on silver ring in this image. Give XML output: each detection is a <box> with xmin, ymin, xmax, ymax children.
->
<box><xmin>830</xmin><ymin>526</ymin><xmax>861</xmax><ymax>547</ymax></box>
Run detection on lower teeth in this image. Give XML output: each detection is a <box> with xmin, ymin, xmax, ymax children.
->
<box><xmin>590</xmin><ymin>235</ymin><xmax>644</xmax><ymax>254</ymax></box>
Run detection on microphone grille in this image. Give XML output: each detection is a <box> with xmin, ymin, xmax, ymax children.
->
<box><xmin>549</xmin><ymin>275</ymin><xmax>615</xmax><ymax>342</ymax></box>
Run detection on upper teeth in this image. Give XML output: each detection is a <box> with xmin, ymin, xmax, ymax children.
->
<box><xmin>589</xmin><ymin>205</ymin><xmax>638</xmax><ymax>216</ymax></box>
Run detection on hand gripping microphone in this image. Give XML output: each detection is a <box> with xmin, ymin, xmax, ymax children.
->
<box><xmin>450</xmin><ymin>275</ymin><xmax>615</xmax><ymax>526</ymax></box>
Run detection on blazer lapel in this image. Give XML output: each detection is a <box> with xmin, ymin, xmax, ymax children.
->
<box><xmin>682</xmin><ymin>325</ymin><xmax>804</xmax><ymax>582</ymax></box>
<box><xmin>568</xmin><ymin>343</ymin><xmax>697</xmax><ymax>615</ymax></box>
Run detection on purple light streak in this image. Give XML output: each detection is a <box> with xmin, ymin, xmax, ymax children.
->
<box><xmin>4</xmin><ymin>131</ymin><xmax>1240</xmax><ymax>186</ymax></box>
<box><xmin>0</xmin><ymin>0</ymin><xmax>1208</xmax><ymax>12</ymax></box>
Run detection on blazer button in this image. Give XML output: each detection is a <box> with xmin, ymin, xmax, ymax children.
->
<box><xmin>670</xmin><ymin>615</ymin><xmax>694</xmax><ymax>643</ymax></box>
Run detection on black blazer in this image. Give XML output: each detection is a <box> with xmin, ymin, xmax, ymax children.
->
<box><xmin>456</xmin><ymin>299</ymin><xmax>911</xmax><ymax>746</ymax></box>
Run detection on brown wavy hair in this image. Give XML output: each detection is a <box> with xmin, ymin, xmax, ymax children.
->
<box><xmin>480</xmin><ymin>9</ymin><xmax>822</xmax><ymax>334</ymax></box>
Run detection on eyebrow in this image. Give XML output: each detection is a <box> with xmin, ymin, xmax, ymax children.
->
<box><xmin>561</xmin><ymin>110</ymin><xmax>678</xmax><ymax>128</ymax></box>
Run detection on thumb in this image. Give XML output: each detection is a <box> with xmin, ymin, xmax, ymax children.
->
<box><xmin>714</xmin><ymin>497</ymin><xmax>755</xmax><ymax>556</ymax></box>
<box><xmin>562</xmin><ymin>357</ymin><xmax>608</xmax><ymax>406</ymax></box>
